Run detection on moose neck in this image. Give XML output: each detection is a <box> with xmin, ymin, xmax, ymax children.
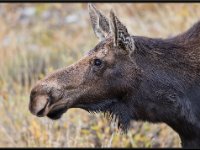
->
<box><xmin>130</xmin><ymin>36</ymin><xmax>200</xmax><ymax>148</ymax></box>
<box><xmin>129</xmin><ymin>77</ymin><xmax>200</xmax><ymax>148</ymax></box>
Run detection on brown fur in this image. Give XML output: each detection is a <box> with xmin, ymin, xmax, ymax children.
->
<box><xmin>29</xmin><ymin>4</ymin><xmax>200</xmax><ymax>148</ymax></box>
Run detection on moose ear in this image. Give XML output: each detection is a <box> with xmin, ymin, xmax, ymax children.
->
<box><xmin>110</xmin><ymin>10</ymin><xmax>135</xmax><ymax>54</ymax></box>
<box><xmin>88</xmin><ymin>3</ymin><xmax>110</xmax><ymax>40</ymax></box>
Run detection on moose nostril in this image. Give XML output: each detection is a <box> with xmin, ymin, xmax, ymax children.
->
<box><xmin>29</xmin><ymin>94</ymin><xmax>50</xmax><ymax>116</ymax></box>
<box><xmin>30</xmin><ymin>90</ymin><xmax>37</xmax><ymax>102</ymax></box>
<box><xmin>29</xmin><ymin>85</ymin><xmax>63</xmax><ymax>116</ymax></box>
<box><xmin>47</xmin><ymin>97</ymin><xmax>52</xmax><ymax>105</ymax></box>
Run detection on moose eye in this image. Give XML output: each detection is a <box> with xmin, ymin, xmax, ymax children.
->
<box><xmin>94</xmin><ymin>59</ymin><xmax>102</xmax><ymax>66</ymax></box>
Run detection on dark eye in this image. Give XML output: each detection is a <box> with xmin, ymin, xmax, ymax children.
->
<box><xmin>94</xmin><ymin>59</ymin><xmax>102</xmax><ymax>66</ymax></box>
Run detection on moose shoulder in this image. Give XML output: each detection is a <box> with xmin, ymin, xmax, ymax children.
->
<box><xmin>29</xmin><ymin>4</ymin><xmax>200</xmax><ymax>148</ymax></box>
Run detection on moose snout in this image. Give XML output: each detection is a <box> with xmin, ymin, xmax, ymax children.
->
<box><xmin>29</xmin><ymin>92</ymin><xmax>49</xmax><ymax>116</ymax></box>
<box><xmin>29</xmin><ymin>84</ymin><xmax>63</xmax><ymax>117</ymax></box>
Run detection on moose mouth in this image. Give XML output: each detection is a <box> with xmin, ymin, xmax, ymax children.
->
<box><xmin>34</xmin><ymin>98</ymin><xmax>69</xmax><ymax>120</ymax></box>
<box><xmin>35</xmin><ymin>97</ymin><xmax>130</xmax><ymax>131</ymax></box>
<box><xmin>45</xmin><ymin>98</ymin><xmax>118</xmax><ymax>120</ymax></box>
<box><xmin>46</xmin><ymin>104</ymin><xmax>68</xmax><ymax>120</ymax></box>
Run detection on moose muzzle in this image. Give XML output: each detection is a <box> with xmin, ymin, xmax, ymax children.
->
<box><xmin>29</xmin><ymin>83</ymin><xmax>64</xmax><ymax>117</ymax></box>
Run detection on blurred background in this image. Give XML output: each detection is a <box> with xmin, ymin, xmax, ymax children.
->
<box><xmin>0</xmin><ymin>3</ymin><xmax>200</xmax><ymax>148</ymax></box>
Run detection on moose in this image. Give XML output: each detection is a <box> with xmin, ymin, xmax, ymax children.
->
<box><xmin>29</xmin><ymin>4</ymin><xmax>200</xmax><ymax>148</ymax></box>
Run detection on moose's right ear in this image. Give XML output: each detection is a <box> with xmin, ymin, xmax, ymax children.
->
<box><xmin>88</xmin><ymin>3</ymin><xmax>110</xmax><ymax>40</ymax></box>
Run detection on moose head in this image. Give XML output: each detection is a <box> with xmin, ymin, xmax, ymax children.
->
<box><xmin>29</xmin><ymin>4</ymin><xmax>200</xmax><ymax>148</ymax></box>
<box><xmin>29</xmin><ymin>4</ymin><xmax>140</xmax><ymax>130</ymax></box>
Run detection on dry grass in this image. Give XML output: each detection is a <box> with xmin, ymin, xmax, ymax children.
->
<box><xmin>0</xmin><ymin>3</ymin><xmax>200</xmax><ymax>148</ymax></box>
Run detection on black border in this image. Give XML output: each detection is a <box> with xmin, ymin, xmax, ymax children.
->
<box><xmin>0</xmin><ymin>0</ymin><xmax>200</xmax><ymax>3</ymax></box>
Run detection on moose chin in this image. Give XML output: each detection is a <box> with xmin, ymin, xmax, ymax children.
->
<box><xmin>29</xmin><ymin>4</ymin><xmax>200</xmax><ymax>148</ymax></box>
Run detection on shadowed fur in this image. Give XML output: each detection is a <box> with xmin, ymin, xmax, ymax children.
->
<box><xmin>29</xmin><ymin>4</ymin><xmax>200</xmax><ymax>148</ymax></box>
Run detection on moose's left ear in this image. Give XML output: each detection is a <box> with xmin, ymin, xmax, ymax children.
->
<box><xmin>110</xmin><ymin>10</ymin><xmax>135</xmax><ymax>54</ymax></box>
